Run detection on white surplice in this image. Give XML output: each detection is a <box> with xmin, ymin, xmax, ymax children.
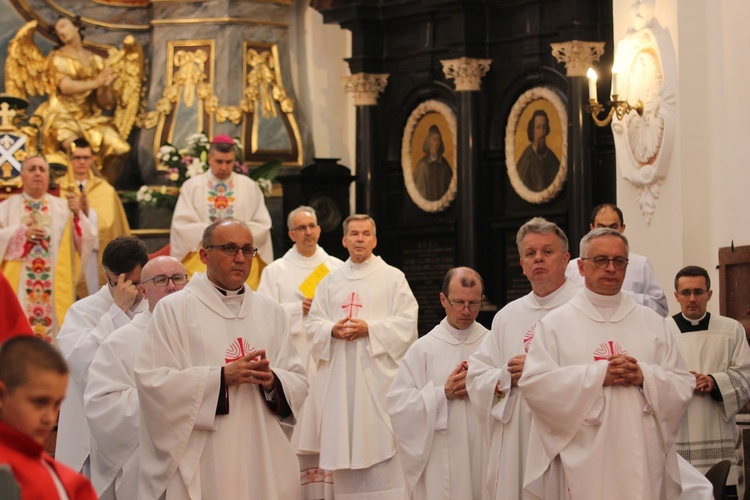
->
<box><xmin>466</xmin><ymin>280</ymin><xmax>578</xmax><ymax>499</ymax></box>
<box><xmin>519</xmin><ymin>289</ymin><xmax>695</xmax><ymax>500</ymax></box>
<box><xmin>56</xmin><ymin>285</ymin><xmax>147</xmax><ymax>474</ymax></box>
<box><xmin>668</xmin><ymin>313</ymin><xmax>750</xmax><ymax>485</ymax></box>
<box><xmin>0</xmin><ymin>193</ymin><xmax>96</xmax><ymax>340</ymax></box>
<box><xmin>84</xmin><ymin>310</ymin><xmax>152</xmax><ymax>499</ymax></box>
<box><xmin>387</xmin><ymin>319</ymin><xmax>489</xmax><ymax>500</ymax></box>
<box><xmin>170</xmin><ymin>171</ymin><xmax>273</xmax><ymax>264</ymax></box>
<box><xmin>292</xmin><ymin>255</ymin><xmax>418</xmax><ymax>495</ymax></box>
<box><xmin>257</xmin><ymin>245</ymin><xmax>344</xmax><ymax>380</ymax></box>
<box><xmin>566</xmin><ymin>253</ymin><xmax>669</xmax><ymax>317</ymax></box>
<box><xmin>134</xmin><ymin>272</ymin><xmax>308</xmax><ymax>500</ymax></box>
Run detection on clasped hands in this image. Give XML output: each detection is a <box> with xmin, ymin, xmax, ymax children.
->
<box><xmin>603</xmin><ymin>354</ymin><xmax>644</xmax><ymax>387</ymax></box>
<box><xmin>691</xmin><ymin>371</ymin><xmax>715</xmax><ymax>394</ymax></box>
<box><xmin>331</xmin><ymin>317</ymin><xmax>368</xmax><ymax>341</ymax></box>
<box><xmin>224</xmin><ymin>349</ymin><xmax>275</xmax><ymax>391</ymax></box>
<box><xmin>445</xmin><ymin>361</ymin><xmax>468</xmax><ymax>400</ymax></box>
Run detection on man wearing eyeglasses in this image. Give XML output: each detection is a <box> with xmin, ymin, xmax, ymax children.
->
<box><xmin>565</xmin><ymin>203</ymin><xmax>668</xmax><ymax>317</ymax></box>
<box><xmin>84</xmin><ymin>256</ymin><xmax>188</xmax><ymax>500</ymax></box>
<box><xmin>135</xmin><ymin>219</ymin><xmax>308</xmax><ymax>499</ymax></box>
<box><xmin>293</xmin><ymin>214</ymin><xmax>418</xmax><ymax>499</ymax></box>
<box><xmin>257</xmin><ymin>206</ymin><xmax>343</xmax><ymax>499</ymax></box>
<box><xmin>56</xmin><ymin>236</ymin><xmax>149</xmax><ymax>478</ymax></box>
<box><xmin>667</xmin><ymin>265</ymin><xmax>750</xmax><ymax>496</ymax></box>
<box><xmin>466</xmin><ymin>217</ymin><xmax>578</xmax><ymax>499</ymax></box>
<box><xmin>519</xmin><ymin>228</ymin><xmax>694</xmax><ymax>499</ymax></box>
<box><xmin>387</xmin><ymin>267</ymin><xmax>488</xmax><ymax>499</ymax></box>
<box><xmin>57</xmin><ymin>138</ymin><xmax>131</xmax><ymax>297</ymax></box>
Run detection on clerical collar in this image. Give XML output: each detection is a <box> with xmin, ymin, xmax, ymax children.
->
<box><xmin>21</xmin><ymin>192</ymin><xmax>46</xmax><ymax>202</ymax></box>
<box><xmin>533</xmin><ymin>282</ymin><xmax>567</xmax><ymax>307</ymax></box>
<box><xmin>441</xmin><ymin>317</ymin><xmax>472</xmax><ymax>342</ymax></box>
<box><xmin>213</xmin><ymin>284</ymin><xmax>245</xmax><ymax>296</ymax></box>
<box><xmin>293</xmin><ymin>245</ymin><xmax>319</xmax><ymax>260</ymax></box>
<box><xmin>350</xmin><ymin>255</ymin><xmax>374</xmax><ymax>269</ymax></box>
<box><xmin>672</xmin><ymin>312</ymin><xmax>711</xmax><ymax>333</ymax></box>
<box><xmin>583</xmin><ymin>288</ymin><xmax>622</xmax><ymax>321</ymax></box>
<box><xmin>208</xmin><ymin>171</ymin><xmax>233</xmax><ymax>183</ymax></box>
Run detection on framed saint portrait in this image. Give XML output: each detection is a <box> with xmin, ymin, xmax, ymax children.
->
<box><xmin>401</xmin><ymin>100</ymin><xmax>457</xmax><ymax>212</ymax></box>
<box><xmin>505</xmin><ymin>87</ymin><xmax>568</xmax><ymax>204</ymax></box>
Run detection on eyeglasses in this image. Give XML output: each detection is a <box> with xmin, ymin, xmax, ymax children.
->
<box><xmin>581</xmin><ymin>256</ymin><xmax>629</xmax><ymax>270</ymax></box>
<box><xmin>142</xmin><ymin>273</ymin><xmax>189</xmax><ymax>287</ymax></box>
<box><xmin>71</xmin><ymin>155</ymin><xmax>92</xmax><ymax>161</ymax></box>
<box><xmin>205</xmin><ymin>244</ymin><xmax>258</xmax><ymax>257</ymax></box>
<box><xmin>445</xmin><ymin>298</ymin><xmax>483</xmax><ymax>312</ymax></box>
<box><xmin>291</xmin><ymin>223</ymin><xmax>318</xmax><ymax>232</ymax></box>
<box><xmin>105</xmin><ymin>273</ymin><xmax>140</xmax><ymax>288</ymax></box>
<box><xmin>677</xmin><ymin>289</ymin><xmax>708</xmax><ymax>298</ymax></box>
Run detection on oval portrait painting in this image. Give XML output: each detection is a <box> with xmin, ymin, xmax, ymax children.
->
<box><xmin>505</xmin><ymin>87</ymin><xmax>567</xmax><ymax>204</ymax></box>
<box><xmin>402</xmin><ymin>100</ymin><xmax>457</xmax><ymax>212</ymax></box>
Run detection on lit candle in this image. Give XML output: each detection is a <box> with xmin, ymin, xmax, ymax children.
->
<box><xmin>587</xmin><ymin>68</ymin><xmax>598</xmax><ymax>102</ymax></box>
<box><xmin>611</xmin><ymin>67</ymin><xmax>619</xmax><ymax>96</ymax></box>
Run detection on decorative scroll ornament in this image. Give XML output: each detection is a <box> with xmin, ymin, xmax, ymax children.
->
<box><xmin>441</xmin><ymin>57</ymin><xmax>492</xmax><ymax>92</ymax></box>
<box><xmin>342</xmin><ymin>73</ymin><xmax>389</xmax><ymax>106</ymax></box>
<box><xmin>611</xmin><ymin>0</ymin><xmax>677</xmax><ymax>224</ymax></box>
<box><xmin>550</xmin><ymin>41</ymin><xmax>605</xmax><ymax>77</ymax></box>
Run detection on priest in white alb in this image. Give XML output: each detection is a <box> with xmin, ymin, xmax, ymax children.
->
<box><xmin>387</xmin><ymin>267</ymin><xmax>489</xmax><ymax>500</ymax></box>
<box><xmin>170</xmin><ymin>134</ymin><xmax>272</xmax><ymax>289</ymax></box>
<box><xmin>84</xmin><ymin>256</ymin><xmax>188</xmax><ymax>499</ymax></box>
<box><xmin>56</xmin><ymin>236</ymin><xmax>149</xmax><ymax>476</ymax></box>
<box><xmin>519</xmin><ymin>228</ymin><xmax>695</xmax><ymax>500</ymax></box>
<box><xmin>135</xmin><ymin>219</ymin><xmax>308</xmax><ymax>499</ymax></box>
<box><xmin>667</xmin><ymin>265</ymin><xmax>750</xmax><ymax>495</ymax></box>
<box><xmin>466</xmin><ymin>217</ymin><xmax>577</xmax><ymax>499</ymax></box>
<box><xmin>257</xmin><ymin>205</ymin><xmax>343</xmax><ymax>499</ymax></box>
<box><xmin>293</xmin><ymin>214</ymin><xmax>418</xmax><ymax>499</ymax></box>
<box><xmin>0</xmin><ymin>155</ymin><xmax>96</xmax><ymax>342</ymax></box>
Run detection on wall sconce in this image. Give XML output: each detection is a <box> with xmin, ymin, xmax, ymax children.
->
<box><xmin>585</xmin><ymin>68</ymin><xmax>644</xmax><ymax>127</ymax></box>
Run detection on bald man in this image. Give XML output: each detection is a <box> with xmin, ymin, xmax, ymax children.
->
<box><xmin>84</xmin><ymin>257</ymin><xmax>188</xmax><ymax>499</ymax></box>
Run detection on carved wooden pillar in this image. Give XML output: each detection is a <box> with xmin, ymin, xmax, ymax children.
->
<box><xmin>441</xmin><ymin>57</ymin><xmax>491</xmax><ymax>268</ymax></box>
<box><xmin>342</xmin><ymin>73</ymin><xmax>388</xmax><ymax>215</ymax></box>
<box><xmin>550</xmin><ymin>41</ymin><xmax>605</xmax><ymax>254</ymax></box>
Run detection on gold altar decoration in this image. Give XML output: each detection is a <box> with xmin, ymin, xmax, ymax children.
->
<box><xmin>139</xmin><ymin>40</ymin><xmax>301</xmax><ymax>165</ymax></box>
<box><xmin>4</xmin><ymin>20</ymin><xmax>144</xmax><ymax>184</ymax></box>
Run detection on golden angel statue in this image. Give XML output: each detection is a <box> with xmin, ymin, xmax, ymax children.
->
<box><xmin>5</xmin><ymin>17</ymin><xmax>143</xmax><ymax>184</ymax></box>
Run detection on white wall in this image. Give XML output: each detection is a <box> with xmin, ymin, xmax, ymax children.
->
<box><xmin>612</xmin><ymin>0</ymin><xmax>750</xmax><ymax>315</ymax></box>
<box><xmin>289</xmin><ymin>1</ymin><xmax>356</xmax><ymax>173</ymax></box>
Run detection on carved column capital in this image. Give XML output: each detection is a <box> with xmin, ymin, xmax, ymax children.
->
<box><xmin>441</xmin><ymin>57</ymin><xmax>492</xmax><ymax>92</ymax></box>
<box><xmin>550</xmin><ymin>41</ymin><xmax>605</xmax><ymax>77</ymax></box>
<box><xmin>341</xmin><ymin>73</ymin><xmax>389</xmax><ymax>106</ymax></box>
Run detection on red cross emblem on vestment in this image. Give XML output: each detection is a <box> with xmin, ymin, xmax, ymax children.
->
<box><xmin>523</xmin><ymin>321</ymin><xmax>538</xmax><ymax>352</ymax></box>
<box><xmin>225</xmin><ymin>337</ymin><xmax>257</xmax><ymax>363</ymax></box>
<box><xmin>592</xmin><ymin>340</ymin><xmax>627</xmax><ymax>361</ymax></box>
<box><xmin>341</xmin><ymin>292</ymin><xmax>363</xmax><ymax>319</ymax></box>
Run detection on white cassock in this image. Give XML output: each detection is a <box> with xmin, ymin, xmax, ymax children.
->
<box><xmin>84</xmin><ymin>310</ymin><xmax>151</xmax><ymax>499</ymax></box>
<box><xmin>668</xmin><ymin>312</ymin><xmax>750</xmax><ymax>486</ymax></box>
<box><xmin>566</xmin><ymin>254</ymin><xmax>668</xmax><ymax>317</ymax></box>
<box><xmin>466</xmin><ymin>280</ymin><xmax>578</xmax><ymax>500</ymax></box>
<box><xmin>134</xmin><ymin>272</ymin><xmax>308</xmax><ymax>499</ymax></box>
<box><xmin>56</xmin><ymin>285</ymin><xmax>148</xmax><ymax>474</ymax></box>
<box><xmin>519</xmin><ymin>289</ymin><xmax>695</xmax><ymax>500</ymax></box>
<box><xmin>257</xmin><ymin>245</ymin><xmax>344</xmax><ymax>380</ymax></box>
<box><xmin>293</xmin><ymin>255</ymin><xmax>418</xmax><ymax>498</ymax></box>
<box><xmin>257</xmin><ymin>245</ymin><xmax>343</xmax><ymax>499</ymax></box>
<box><xmin>0</xmin><ymin>193</ymin><xmax>96</xmax><ymax>341</ymax></box>
<box><xmin>386</xmin><ymin>318</ymin><xmax>489</xmax><ymax>500</ymax></box>
<box><xmin>170</xmin><ymin>171</ymin><xmax>273</xmax><ymax>265</ymax></box>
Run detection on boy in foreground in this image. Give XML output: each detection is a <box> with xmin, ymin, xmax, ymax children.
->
<box><xmin>0</xmin><ymin>336</ymin><xmax>97</xmax><ymax>499</ymax></box>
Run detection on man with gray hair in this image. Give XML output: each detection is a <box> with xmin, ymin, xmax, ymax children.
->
<box><xmin>466</xmin><ymin>217</ymin><xmax>578</xmax><ymax>499</ymax></box>
<box><xmin>257</xmin><ymin>206</ymin><xmax>343</xmax><ymax>498</ymax></box>
<box><xmin>293</xmin><ymin>214</ymin><xmax>418</xmax><ymax>498</ymax></box>
<box><xmin>519</xmin><ymin>228</ymin><xmax>695</xmax><ymax>499</ymax></box>
<box><xmin>387</xmin><ymin>267</ymin><xmax>489</xmax><ymax>499</ymax></box>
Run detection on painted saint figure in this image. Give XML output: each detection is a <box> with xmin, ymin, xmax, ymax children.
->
<box><xmin>516</xmin><ymin>110</ymin><xmax>560</xmax><ymax>192</ymax></box>
<box><xmin>412</xmin><ymin>125</ymin><xmax>453</xmax><ymax>201</ymax></box>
